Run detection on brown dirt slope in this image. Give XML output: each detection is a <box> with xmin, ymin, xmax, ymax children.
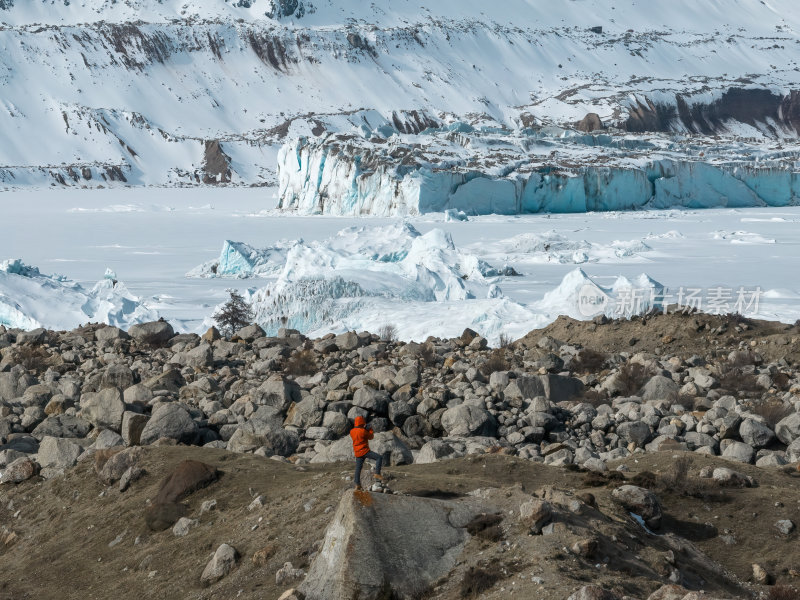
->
<box><xmin>1</xmin><ymin>447</ymin><xmax>800</xmax><ymax>599</ymax></box>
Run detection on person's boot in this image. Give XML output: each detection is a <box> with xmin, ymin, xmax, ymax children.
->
<box><xmin>355</xmin><ymin>484</ymin><xmax>363</xmax><ymax>491</ymax></box>
<box><xmin>373</xmin><ymin>473</ymin><xmax>384</xmax><ymax>482</ymax></box>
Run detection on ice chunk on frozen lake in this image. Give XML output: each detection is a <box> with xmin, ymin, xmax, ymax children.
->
<box><xmin>0</xmin><ymin>259</ymin><xmax>158</xmax><ymax>330</ymax></box>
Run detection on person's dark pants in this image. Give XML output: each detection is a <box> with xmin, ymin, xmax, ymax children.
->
<box><xmin>354</xmin><ymin>451</ymin><xmax>383</xmax><ymax>486</ymax></box>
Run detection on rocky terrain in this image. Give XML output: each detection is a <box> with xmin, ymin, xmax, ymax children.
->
<box><xmin>1</xmin><ymin>312</ymin><xmax>800</xmax><ymax>598</ymax></box>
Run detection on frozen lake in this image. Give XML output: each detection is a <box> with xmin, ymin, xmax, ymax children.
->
<box><xmin>2</xmin><ymin>187</ymin><xmax>800</xmax><ymax>340</ymax></box>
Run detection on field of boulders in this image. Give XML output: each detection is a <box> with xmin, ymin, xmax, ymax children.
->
<box><xmin>1</xmin><ymin>313</ymin><xmax>800</xmax><ymax>485</ymax></box>
<box><xmin>1</xmin><ymin>313</ymin><xmax>800</xmax><ymax>599</ymax></box>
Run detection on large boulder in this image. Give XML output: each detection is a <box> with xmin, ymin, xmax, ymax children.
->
<box><xmin>299</xmin><ymin>490</ymin><xmax>473</xmax><ymax>600</ymax></box>
<box><xmin>440</xmin><ymin>405</ymin><xmax>497</xmax><ymax>437</ymax></box>
<box><xmin>0</xmin><ymin>456</ymin><xmax>39</xmax><ymax>484</ymax></box>
<box><xmin>101</xmin><ymin>364</ymin><xmax>135</xmax><ymax>391</ymax></box>
<box><xmin>611</xmin><ymin>485</ymin><xmax>662</xmax><ymax>529</ymax></box>
<box><xmin>80</xmin><ymin>388</ymin><xmax>126</xmax><ymax>432</ymax></box>
<box><xmin>540</xmin><ymin>374</ymin><xmax>584</xmax><ymax>403</ymax></box>
<box><xmin>775</xmin><ymin>413</ymin><xmax>800</xmax><ymax>445</ymax></box>
<box><xmin>641</xmin><ymin>375</ymin><xmax>679</xmax><ymax>403</ymax></box>
<box><xmin>31</xmin><ymin>414</ymin><xmax>91</xmax><ymax>440</ymax></box>
<box><xmin>616</xmin><ymin>420</ymin><xmax>652</xmax><ymax>447</ymax></box>
<box><xmin>739</xmin><ymin>419</ymin><xmax>776</xmax><ymax>448</ymax></box>
<box><xmin>139</xmin><ymin>403</ymin><xmax>198</xmax><ymax>445</ymax></box>
<box><xmin>253</xmin><ymin>376</ymin><xmax>301</xmax><ymax>412</ymax></box>
<box><xmin>128</xmin><ymin>321</ymin><xmax>175</xmax><ymax>346</ymax></box>
<box><xmin>201</xmin><ymin>543</ymin><xmax>239</xmax><ymax>586</ymax></box>
<box><xmin>97</xmin><ymin>446</ymin><xmax>144</xmax><ymax>485</ymax></box>
<box><xmin>37</xmin><ymin>436</ymin><xmax>82</xmax><ymax>469</ymax></box>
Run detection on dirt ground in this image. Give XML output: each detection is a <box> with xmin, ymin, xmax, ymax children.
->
<box><xmin>518</xmin><ymin>312</ymin><xmax>800</xmax><ymax>364</ymax></box>
<box><xmin>1</xmin><ymin>446</ymin><xmax>799</xmax><ymax>600</ymax></box>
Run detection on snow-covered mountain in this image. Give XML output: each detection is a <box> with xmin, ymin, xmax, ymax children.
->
<box><xmin>2</xmin><ymin>0</ymin><xmax>800</xmax><ymax>196</ymax></box>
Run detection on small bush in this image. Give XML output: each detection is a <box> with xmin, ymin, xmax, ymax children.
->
<box><xmin>480</xmin><ymin>349</ymin><xmax>509</xmax><ymax>376</ymax></box>
<box><xmin>460</xmin><ymin>567</ymin><xmax>499</xmax><ymax>599</ymax></box>
<box><xmin>659</xmin><ymin>455</ymin><xmax>693</xmax><ymax>492</ymax></box>
<box><xmin>751</xmin><ymin>399</ymin><xmax>793</xmax><ymax>429</ymax></box>
<box><xmin>630</xmin><ymin>471</ymin><xmax>657</xmax><ymax>489</ymax></box>
<box><xmin>768</xmin><ymin>585</ymin><xmax>799</xmax><ymax>600</ymax></box>
<box><xmin>580</xmin><ymin>389</ymin><xmax>609</xmax><ymax>407</ymax></box>
<box><xmin>572</xmin><ymin>348</ymin><xmax>608</xmax><ymax>373</ymax></box>
<box><xmin>617</xmin><ymin>362</ymin><xmax>650</xmax><ymax>395</ymax></box>
<box><xmin>284</xmin><ymin>348</ymin><xmax>318</xmax><ymax>376</ymax></box>
<box><xmin>497</xmin><ymin>333</ymin><xmax>513</xmax><ymax>348</ymax></box>
<box><xmin>213</xmin><ymin>289</ymin><xmax>254</xmax><ymax>337</ymax></box>
<box><xmin>378</xmin><ymin>324</ymin><xmax>398</xmax><ymax>342</ymax></box>
<box><xmin>717</xmin><ymin>365</ymin><xmax>761</xmax><ymax>394</ymax></box>
<box><xmin>466</xmin><ymin>513</ymin><xmax>503</xmax><ymax>541</ymax></box>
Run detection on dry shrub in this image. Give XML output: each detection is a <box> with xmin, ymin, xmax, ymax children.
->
<box><xmin>717</xmin><ymin>364</ymin><xmax>761</xmax><ymax>394</ymax></box>
<box><xmin>751</xmin><ymin>399</ymin><xmax>793</xmax><ymax>429</ymax></box>
<box><xmin>460</xmin><ymin>567</ymin><xmax>499</xmax><ymax>598</ymax></box>
<box><xmin>617</xmin><ymin>362</ymin><xmax>650</xmax><ymax>395</ymax></box>
<box><xmin>466</xmin><ymin>513</ymin><xmax>503</xmax><ymax>542</ymax></box>
<box><xmin>768</xmin><ymin>585</ymin><xmax>800</xmax><ymax>600</ymax></box>
<box><xmin>497</xmin><ymin>333</ymin><xmax>513</xmax><ymax>348</ymax></box>
<box><xmin>659</xmin><ymin>455</ymin><xmax>693</xmax><ymax>492</ymax></box>
<box><xmin>572</xmin><ymin>348</ymin><xmax>608</xmax><ymax>373</ymax></box>
<box><xmin>773</xmin><ymin>372</ymin><xmax>792</xmax><ymax>390</ymax></box>
<box><xmin>284</xmin><ymin>348</ymin><xmax>318</xmax><ymax>376</ymax></box>
<box><xmin>378</xmin><ymin>324</ymin><xmax>398</xmax><ymax>343</ymax></box>
<box><xmin>419</xmin><ymin>343</ymin><xmax>438</xmax><ymax>367</ymax></box>
<box><xmin>480</xmin><ymin>349</ymin><xmax>509</xmax><ymax>376</ymax></box>
<box><xmin>580</xmin><ymin>389</ymin><xmax>609</xmax><ymax>408</ymax></box>
<box><xmin>630</xmin><ymin>471</ymin><xmax>657</xmax><ymax>489</ymax></box>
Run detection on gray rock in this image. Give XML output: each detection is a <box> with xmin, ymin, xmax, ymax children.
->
<box><xmin>93</xmin><ymin>429</ymin><xmax>124</xmax><ymax>449</ymax></box>
<box><xmin>567</xmin><ymin>586</ymin><xmax>619</xmax><ymax>600</ymax></box>
<box><xmin>540</xmin><ymin>374</ymin><xmax>584</xmax><ymax>403</ymax></box>
<box><xmin>641</xmin><ymin>375</ymin><xmax>679</xmax><ymax>403</ymax></box>
<box><xmin>173</xmin><ymin>517</ymin><xmax>198</xmax><ymax>537</ymax></box>
<box><xmin>200</xmin><ymin>543</ymin><xmax>239</xmax><ymax>586</ymax></box>
<box><xmin>684</xmin><ymin>431</ymin><xmax>719</xmax><ymax>454</ymax></box>
<box><xmin>234</xmin><ymin>324</ymin><xmax>265</xmax><ymax>341</ymax></box>
<box><xmin>712</xmin><ymin>467</ymin><xmax>755</xmax><ymax>487</ymax></box>
<box><xmin>253</xmin><ymin>376</ymin><xmax>301</xmax><ymax>412</ymax></box>
<box><xmin>775</xmin><ymin>413</ymin><xmax>800</xmax><ymax>445</ymax></box>
<box><xmin>299</xmin><ymin>490</ymin><xmax>471</xmax><ymax>600</ymax></box>
<box><xmin>440</xmin><ymin>404</ymin><xmax>496</xmax><ymax>437</ymax></box>
<box><xmin>101</xmin><ymin>364</ymin><xmax>135</xmax><ymax>391</ymax></box>
<box><xmin>305</xmin><ymin>426</ymin><xmax>332</xmax><ymax>440</ymax></box>
<box><xmin>16</xmin><ymin>328</ymin><xmax>47</xmax><ymax>344</ymax></box>
<box><xmin>416</xmin><ymin>439</ymin><xmax>460</xmax><ymax>464</ymax></box>
<box><xmin>739</xmin><ymin>419</ymin><xmax>775</xmax><ymax>449</ymax></box>
<box><xmin>611</xmin><ymin>485</ymin><xmax>662</xmax><ymax>529</ymax></box>
<box><xmin>786</xmin><ymin>438</ymin><xmax>800</xmax><ymax>463</ymax></box>
<box><xmin>80</xmin><ymin>388</ymin><xmax>125</xmax><ymax>432</ymax></box>
<box><xmin>775</xmin><ymin>519</ymin><xmax>795</xmax><ymax>535</ymax></box>
<box><xmin>284</xmin><ymin>398</ymin><xmax>323</xmax><ymax>429</ymax></box>
<box><xmin>98</xmin><ymin>446</ymin><xmax>144</xmax><ymax>484</ymax></box>
<box><xmin>31</xmin><ymin>414</ymin><xmax>91</xmax><ymax>440</ymax></box>
<box><xmin>36</xmin><ymin>436</ymin><xmax>82</xmax><ymax>469</ymax></box>
<box><xmin>334</xmin><ymin>331</ymin><xmax>359</xmax><ymax>351</ymax></box>
<box><xmin>139</xmin><ymin>403</ymin><xmax>198</xmax><ymax>445</ymax></box>
<box><xmin>616</xmin><ymin>420</ymin><xmax>652</xmax><ymax>447</ymax></box>
<box><xmin>121</xmin><ymin>411</ymin><xmax>149</xmax><ymax>446</ymax></box>
<box><xmin>721</xmin><ymin>441</ymin><xmax>754</xmax><ymax>464</ymax></box>
<box><xmin>95</xmin><ymin>326</ymin><xmax>129</xmax><ymax>342</ymax></box>
<box><xmin>128</xmin><ymin>321</ymin><xmax>175</xmax><ymax>346</ymax></box>
<box><xmin>0</xmin><ymin>456</ymin><xmax>39</xmax><ymax>483</ymax></box>
<box><xmin>322</xmin><ymin>411</ymin><xmax>348</xmax><ymax>437</ymax></box>
<box><xmin>123</xmin><ymin>383</ymin><xmax>154</xmax><ymax>406</ymax></box>
<box><xmin>352</xmin><ymin>387</ymin><xmax>389</xmax><ymax>414</ymax></box>
<box><xmin>393</xmin><ymin>366</ymin><xmax>419</xmax><ymax>387</ymax></box>
<box><xmin>370</xmin><ymin>432</ymin><xmax>413</xmax><ymax>465</ymax></box>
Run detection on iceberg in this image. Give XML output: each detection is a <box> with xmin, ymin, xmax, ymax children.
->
<box><xmin>0</xmin><ymin>259</ymin><xmax>158</xmax><ymax>330</ymax></box>
<box><xmin>187</xmin><ymin>239</ymin><xmax>293</xmax><ymax>278</ymax></box>
<box><xmin>205</xmin><ymin>223</ymin><xmax>526</xmax><ymax>342</ymax></box>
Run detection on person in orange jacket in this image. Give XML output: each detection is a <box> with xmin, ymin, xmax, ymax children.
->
<box><xmin>350</xmin><ymin>415</ymin><xmax>384</xmax><ymax>490</ymax></box>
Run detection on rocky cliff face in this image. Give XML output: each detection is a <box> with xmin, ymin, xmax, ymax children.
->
<box><xmin>2</xmin><ymin>0</ymin><xmax>800</xmax><ymax>191</ymax></box>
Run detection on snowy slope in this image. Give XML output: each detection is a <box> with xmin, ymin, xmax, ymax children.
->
<box><xmin>2</xmin><ymin>0</ymin><xmax>800</xmax><ymax>189</ymax></box>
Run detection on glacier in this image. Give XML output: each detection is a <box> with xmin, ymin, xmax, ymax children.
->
<box><xmin>0</xmin><ymin>259</ymin><xmax>157</xmax><ymax>330</ymax></box>
<box><xmin>277</xmin><ymin>132</ymin><xmax>800</xmax><ymax>217</ymax></box>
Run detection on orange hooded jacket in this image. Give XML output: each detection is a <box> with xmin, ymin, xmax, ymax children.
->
<box><xmin>350</xmin><ymin>416</ymin><xmax>373</xmax><ymax>458</ymax></box>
